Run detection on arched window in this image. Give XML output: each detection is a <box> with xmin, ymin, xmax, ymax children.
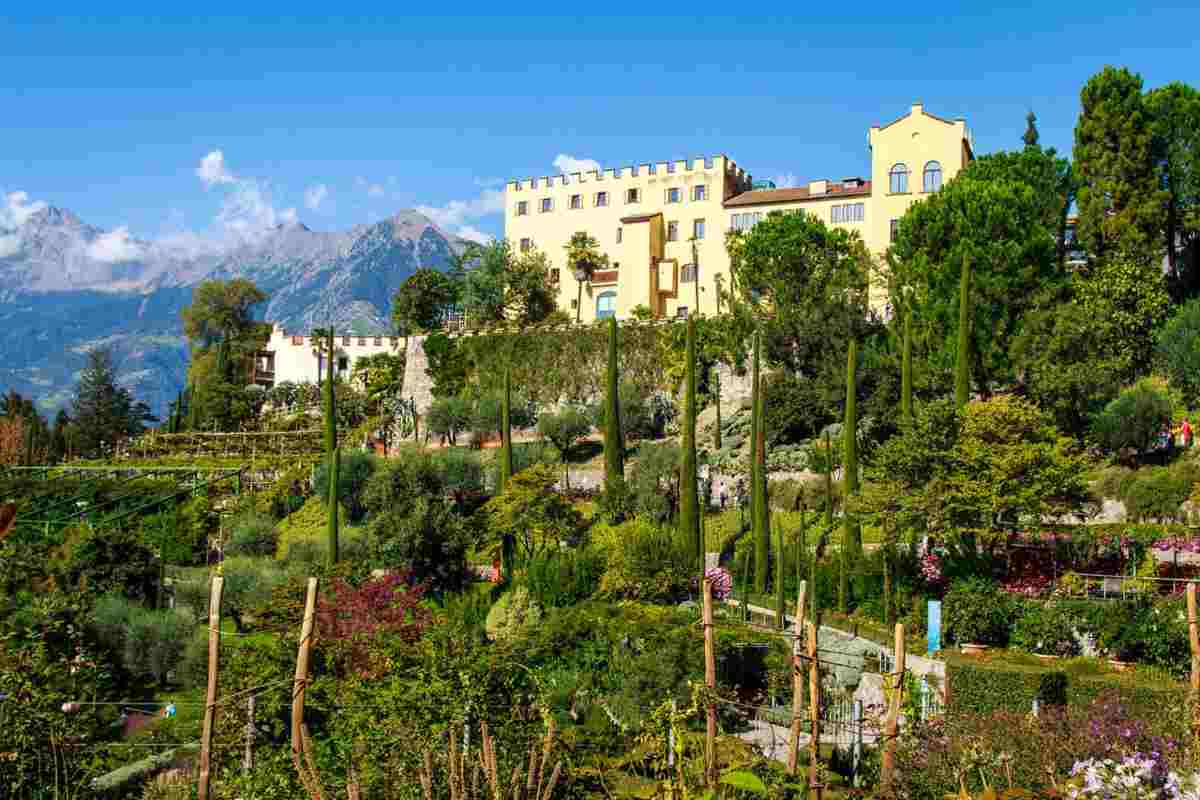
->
<box><xmin>923</xmin><ymin>161</ymin><xmax>943</xmax><ymax>193</ymax></box>
<box><xmin>596</xmin><ymin>291</ymin><xmax>617</xmax><ymax>320</ymax></box>
<box><xmin>889</xmin><ymin>163</ymin><xmax>910</xmax><ymax>194</ymax></box>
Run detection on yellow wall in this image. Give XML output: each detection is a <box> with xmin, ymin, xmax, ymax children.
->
<box><xmin>503</xmin><ymin>103</ymin><xmax>972</xmax><ymax>320</ymax></box>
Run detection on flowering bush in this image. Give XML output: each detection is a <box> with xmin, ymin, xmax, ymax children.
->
<box><xmin>920</xmin><ymin>551</ymin><xmax>946</xmax><ymax>590</ymax></box>
<box><xmin>1152</xmin><ymin>536</ymin><xmax>1200</xmax><ymax>554</ymax></box>
<box><xmin>1067</xmin><ymin>757</ymin><xmax>1200</xmax><ymax>800</ymax></box>
<box><xmin>704</xmin><ymin>566</ymin><xmax>733</xmax><ymax>600</ymax></box>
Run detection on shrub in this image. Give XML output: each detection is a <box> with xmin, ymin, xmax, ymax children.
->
<box><xmin>483</xmin><ymin>465</ymin><xmax>584</xmax><ymax>563</ymax></box>
<box><xmin>313</xmin><ymin>450</ymin><xmax>378</xmax><ymax>523</ymax></box>
<box><xmin>425</xmin><ymin>395</ymin><xmax>473</xmax><ymax>445</ymax></box>
<box><xmin>261</xmin><ymin>461</ymin><xmax>312</xmax><ymax>520</ymax></box>
<box><xmin>1121</xmin><ymin>461</ymin><xmax>1199</xmax><ymax>522</ymax></box>
<box><xmin>90</xmin><ymin>595</ymin><xmax>192</xmax><ymax>686</ymax></box>
<box><xmin>943</xmin><ymin>576</ymin><xmax>1015</xmax><ymax>646</ymax></box>
<box><xmin>763</xmin><ymin>371</ymin><xmax>834</xmax><ymax>445</ymax></box>
<box><xmin>431</xmin><ymin>447</ymin><xmax>484</xmax><ymax>494</ymax></box>
<box><xmin>1010</xmin><ymin>601</ymin><xmax>1083</xmax><ymax>657</ymax></box>
<box><xmin>227</xmin><ymin>511</ymin><xmax>277</xmax><ymax>557</ymax></box>
<box><xmin>627</xmin><ymin>441</ymin><xmax>681</xmax><ymax>523</ymax></box>
<box><xmin>275</xmin><ymin>496</ymin><xmax>366</xmax><ymax>562</ymax></box>
<box><xmin>520</xmin><ymin>549</ymin><xmax>604</xmax><ymax>608</ymax></box>
<box><xmin>1092</xmin><ymin>377</ymin><xmax>1176</xmax><ymax>455</ymax></box>
<box><xmin>591</xmin><ymin>518</ymin><xmax>693</xmax><ymax>601</ymax></box>
<box><xmin>485</xmin><ymin>587</ymin><xmax>542</xmax><ymax>641</ymax></box>
<box><xmin>66</xmin><ymin>526</ymin><xmax>159</xmax><ymax>602</ymax></box>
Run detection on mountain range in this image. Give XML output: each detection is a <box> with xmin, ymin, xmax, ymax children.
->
<box><xmin>0</xmin><ymin>207</ymin><xmax>466</xmax><ymax>418</ymax></box>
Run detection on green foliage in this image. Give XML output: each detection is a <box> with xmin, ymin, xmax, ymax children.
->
<box><xmin>591</xmin><ymin>518</ymin><xmax>694</xmax><ymax>601</ymax></box>
<box><xmin>945</xmin><ymin>650</ymin><xmax>1183</xmax><ymax>719</ymax></box>
<box><xmin>1074</xmin><ymin>66</ymin><xmax>1164</xmax><ymax>260</ymax></box>
<box><xmin>70</xmin><ymin>347</ymin><xmax>156</xmax><ymax>456</ymax></box>
<box><xmin>604</xmin><ymin>316</ymin><xmax>626</xmax><ymax>507</ymax></box>
<box><xmin>483</xmin><ymin>464</ymin><xmax>583</xmax><ymax>562</ymax></box>
<box><xmin>1076</xmin><ymin>257</ymin><xmax>1172</xmax><ymax>380</ymax></box>
<box><xmin>537</xmin><ymin>406</ymin><xmax>592</xmax><ymax>462</ymax></box>
<box><xmin>485</xmin><ymin>587</ymin><xmax>543</xmax><ymax>641</ymax></box>
<box><xmin>1156</xmin><ymin>298</ymin><xmax>1200</xmax><ymax>397</ymax></box>
<box><xmin>680</xmin><ymin>317</ymin><xmax>701</xmax><ymax>566</ymax></box>
<box><xmin>91</xmin><ymin>594</ymin><xmax>193</xmax><ymax>684</ymax></box>
<box><xmin>520</xmin><ymin>549</ymin><xmax>604</xmax><ymax>608</ymax></box>
<box><xmin>313</xmin><ymin>449</ymin><xmax>378</xmax><ymax>523</ymax></box>
<box><xmin>628</xmin><ymin>441</ymin><xmax>682</xmax><ymax>523</ymax></box>
<box><xmin>955</xmin><ymin>255</ymin><xmax>972</xmax><ymax>406</ymax></box>
<box><xmin>391</xmin><ymin>267</ymin><xmax>459</xmax><ymax>334</ymax></box>
<box><xmin>275</xmin><ymin>495</ymin><xmax>366</xmax><ymax>561</ymax></box>
<box><xmin>66</xmin><ymin>525</ymin><xmax>159</xmax><ymax>602</ymax></box>
<box><xmin>227</xmin><ymin>510</ymin><xmax>278</xmax><ymax>556</ymax></box>
<box><xmin>1147</xmin><ymin>81</ymin><xmax>1200</xmax><ymax>296</ymax></box>
<box><xmin>425</xmin><ymin>394</ymin><xmax>473</xmax><ymax>444</ymax></box>
<box><xmin>750</xmin><ymin>331</ymin><xmax>768</xmax><ymax>594</ymax></box>
<box><xmin>943</xmin><ymin>577</ymin><xmax>1017</xmax><ymax>646</ymax></box>
<box><xmin>761</xmin><ymin>371</ymin><xmax>834</xmax><ymax>445</ymax></box>
<box><xmin>865</xmin><ymin>396</ymin><xmax>1090</xmax><ymax>540</ymax></box>
<box><xmin>430</xmin><ymin>446</ymin><xmax>485</xmax><ymax>494</ymax></box>
<box><xmin>1092</xmin><ymin>376</ymin><xmax>1177</xmax><ymax>454</ymax></box>
<box><xmin>1010</xmin><ymin>602</ymin><xmax>1084</xmax><ymax>657</ymax></box>
<box><xmin>1118</xmin><ymin>460</ymin><xmax>1200</xmax><ymax>522</ymax></box>
<box><xmin>842</xmin><ymin>338</ymin><xmax>861</xmax><ymax>612</ymax></box>
<box><xmin>423</xmin><ymin>331</ymin><xmax>471</xmax><ymax>399</ymax></box>
<box><xmin>351</xmin><ymin>351</ymin><xmax>407</xmax><ymax>404</ymax></box>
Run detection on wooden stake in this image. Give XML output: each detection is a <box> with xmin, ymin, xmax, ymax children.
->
<box><xmin>243</xmin><ymin>693</ymin><xmax>255</xmax><ymax>773</ymax></box>
<box><xmin>1188</xmin><ymin>582</ymin><xmax>1199</xmax><ymax>742</ymax></box>
<box><xmin>291</xmin><ymin>577</ymin><xmax>323</xmax><ymax>800</ymax></box>
<box><xmin>807</xmin><ymin>620</ymin><xmax>821</xmax><ymax>800</ymax></box>
<box><xmin>197</xmin><ymin>575</ymin><xmax>223</xmax><ymax>800</ymax></box>
<box><xmin>703</xmin><ymin>578</ymin><xmax>717</xmax><ymax>788</ymax></box>
<box><xmin>788</xmin><ymin>581</ymin><xmax>808</xmax><ymax>774</ymax></box>
<box><xmin>881</xmin><ymin>623</ymin><xmax>906</xmax><ymax>794</ymax></box>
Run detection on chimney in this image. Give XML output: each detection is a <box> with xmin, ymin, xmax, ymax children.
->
<box><xmin>808</xmin><ymin>179</ymin><xmax>828</xmax><ymax>196</ymax></box>
<box><xmin>911</xmin><ymin>101</ymin><xmax>923</xmax><ymax>117</ymax></box>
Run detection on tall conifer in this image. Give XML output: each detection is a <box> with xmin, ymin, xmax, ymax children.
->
<box><xmin>603</xmin><ymin>317</ymin><xmax>624</xmax><ymax>497</ymax></box>
<box><xmin>955</xmin><ymin>255</ymin><xmax>972</xmax><ymax>408</ymax></box>
<box><xmin>679</xmin><ymin>317</ymin><xmax>701</xmax><ymax>567</ymax></box>
<box><xmin>325</xmin><ymin>327</ymin><xmax>340</xmax><ymax>566</ymax></box>
<box><xmin>752</xmin><ymin>331</ymin><xmax>769</xmax><ymax>593</ymax></box>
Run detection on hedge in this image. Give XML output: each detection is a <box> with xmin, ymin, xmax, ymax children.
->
<box><xmin>946</xmin><ymin>652</ymin><xmax>1183</xmax><ymax>721</ymax></box>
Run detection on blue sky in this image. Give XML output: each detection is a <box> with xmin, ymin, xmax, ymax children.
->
<box><xmin>2</xmin><ymin>7</ymin><xmax>1199</xmax><ymax>245</ymax></box>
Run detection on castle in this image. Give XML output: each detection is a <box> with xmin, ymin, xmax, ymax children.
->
<box><xmin>503</xmin><ymin>102</ymin><xmax>974</xmax><ymax>321</ymax></box>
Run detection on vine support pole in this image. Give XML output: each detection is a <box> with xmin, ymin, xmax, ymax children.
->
<box><xmin>291</xmin><ymin>577</ymin><xmax>323</xmax><ymax>800</ymax></box>
<box><xmin>1188</xmin><ymin>582</ymin><xmax>1199</xmax><ymax>742</ymax></box>
<box><xmin>807</xmin><ymin>620</ymin><xmax>821</xmax><ymax>800</ymax></box>
<box><xmin>244</xmin><ymin>693</ymin><xmax>255</xmax><ymax>773</ymax></box>
<box><xmin>703</xmin><ymin>578</ymin><xmax>717</xmax><ymax>788</ymax></box>
<box><xmin>197</xmin><ymin>575</ymin><xmax>223</xmax><ymax>800</ymax></box>
<box><xmin>788</xmin><ymin>580</ymin><xmax>808</xmax><ymax>775</ymax></box>
<box><xmin>881</xmin><ymin>623</ymin><xmax>907</xmax><ymax>795</ymax></box>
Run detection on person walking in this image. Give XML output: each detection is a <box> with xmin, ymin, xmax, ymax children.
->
<box><xmin>1180</xmin><ymin>418</ymin><xmax>1193</xmax><ymax>449</ymax></box>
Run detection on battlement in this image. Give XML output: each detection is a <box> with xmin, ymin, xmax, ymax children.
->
<box><xmin>507</xmin><ymin>155</ymin><xmax>751</xmax><ymax>192</ymax></box>
<box><xmin>266</xmin><ymin>324</ymin><xmax>401</xmax><ymax>349</ymax></box>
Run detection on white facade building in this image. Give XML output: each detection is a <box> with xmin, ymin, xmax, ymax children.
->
<box><xmin>253</xmin><ymin>324</ymin><xmax>405</xmax><ymax>388</ymax></box>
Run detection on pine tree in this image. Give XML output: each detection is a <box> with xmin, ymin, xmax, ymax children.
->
<box><xmin>603</xmin><ymin>317</ymin><xmax>625</xmax><ymax>501</ymax></box>
<box><xmin>955</xmin><ymin>254</ymin><xmax>972</xmax><ymax>408</ymax></box>
<box><xmin>901</xmin><ymin>307</ymin><xmax>914</xmax><ymax>424</ymax></box>
<box><xmin>325</xmin><ymin>328</ymin><xmax>340</xmax><ymax>566</ymax></box>
<box><xmin>679</xmin><ymin>316</ymin><xmax>701</xmax><ymax>568</ymax></box>
<box><xmin>752</xmin><ymin>330</ymin><xmax>770</xmax><ymax>594</ymax></box>
<box><xmin>498</xmin><ymin>364</ymin><xmax>514</xmax><ymax>493</ymax></box>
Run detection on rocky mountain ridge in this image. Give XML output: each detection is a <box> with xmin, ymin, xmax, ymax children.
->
<box><xmin>0</xmin><ymin>207</ymin><xmax>466</xmax><ymax>416</ymax></box>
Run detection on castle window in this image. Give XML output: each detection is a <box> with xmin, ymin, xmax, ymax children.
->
<box><xmin>595</xmin><ymin>191</ymin><xmax>609</xmax><ymax>207</ymax></box>
<box><xmin>596</xmin><ymin>291</ymin><xmax>617</xmax><ymax>320</ymax></box>
<box><xmin>692</xmin><ymin>184</ymin><xmax>708</xmax><ymax>201</ymax></box>
<box><xmin>693</xmin><ymin>219</ymin><xmax>706</xmax><ymax>240</ymax></box>
<box><xmin>730</xmin><ymin>212</ymin><xmax>763</xmax><ymax>232</ymax></box>
<box><xmin>358</xmin><ymin>337</ymin><xmax>366</xmax><ymax>346</ymax></box>
<box><xmin>374</xmin><ymin>336</ymin><xmax>383</xmax><ymax>346</ymax></box>
<box><xmin>520</xmin><ymin>237</ymin><xmax>532</xmax><ymax>252</ymax></box>
<box><xmin>570</xmin><ymin>194</ymin><xmax>582</xmax><ymax>210</ymax></box>
<box><xmin>343</xmin><ymin>335</ymin><xmax>351</xmax><ymax>346</ymax></box>
<box><xmin>890</xmin><ymin>219</ymin><xmax>899</xmax><ymax>243</ymax></box>
<box><xmin>889</xmin><ymin>163</ymin><xmax>910</xmax><ymax>194</ymax></box>
<box><xmin>681</xmin><ymin>263</ymin><xmax>698</xmax><ymax>283</ymax></box>
<box><xmin>516</xmin><ymin>201</ymin><xmax>528</xmax><ymax>216</ymax></box>
<box><xmin>540</xmin><ymin>197</ymin><xmax>553</xmax><ymax>212</ymax></box>
<box><xmin>550</xmin><ymin>268</ymin><xmax>560</xmax><ymax>284</ymax></box>
<box><xmin>667</xmin><ymin>221</ymin><xmax>679</xmax><ymax>241</ymax></box>
<box><xmin>832</xmin><ymin>205</ymin><xmax>844</xmax><ymax>224</ymax></box>
<box><xmin>625</xmin><ymin>188</ymin><xmax>640</xmax><ymax>204</ymax></box>
<box><xmin>666</xmin><ymin>187</ymin><xmax>681</xmax><ymax>204</ymax></box>
<box><xmin>616</xmin><ymin>227</ymin><xmax>622</xmax><ymax>244</ymax></box>
<box><xmin>337</xmin><ymin>357</ymin><xmax>349</xmax><ymax>372</ymax></box>
<box><xmin>923</xmin><ymin>161</ymin><xmax>943</xmax><ymax>192</ymax></box>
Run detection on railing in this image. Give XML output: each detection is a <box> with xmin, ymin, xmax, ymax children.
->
<box><xmin>1060</xmin><ymin>572</ymin><xmax>1198</xmax><ymax>600</ymax></box>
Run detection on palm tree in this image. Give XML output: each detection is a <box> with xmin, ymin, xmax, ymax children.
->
<box><xmin>564</xmin><ymin>232</ymin><xmax>609</xmax><ymax>323</ymax></box>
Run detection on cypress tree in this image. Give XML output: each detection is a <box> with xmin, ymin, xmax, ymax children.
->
<box><xmin>498</xmin><ymin>365</ymin><xmax>514</xmax><ymax>493</ymax></box>
<box><xmin>955</xmin><ymin>254</ymin><xmax>972</xmax><ymax>408</ymax></box>
<box><xmin>752</xmin><ymin>330</ymin><xmax>770</xmax><ymax>594</ymax></box>
<box><xmin>713</xmin><ymin>368</ymin><xmax>722</xmax><ymax>450</ymax></box>
<box><xmin>679</xmin><ymin>316</ymin><xmax>701</xmax><ymax>568</ymax></box>
<box><xmin>603</xmin><ymin>317</ymin><xmax>624</xmax><ymax>496</ymax></box>
<box><xmin>840</xmin><ymin>338</ymin><xmax>860</xmax><ymax>613</ymax></box>
<box><xmin>774</xmin><ymin>514</ymin><xmax>785</xmax><ymax>630</ymax></box>
<box><xmin>23</xmin><ymin>420</ymin><xmax>34</xmax><ymax>466</ymax></box>
<box><xmin>823</xmin><ymin>429</ymin><xmax>833</xmax><ymax>530</ymax></box>
<box><xmin>901</xmin><ymin>307</ymin><xmax>914</xmax><ymax>424</ymax></box>
<box><xmin>325</xmin><ymin>327</ymin><xmax>340</xmax><ymax>566</ymax></box>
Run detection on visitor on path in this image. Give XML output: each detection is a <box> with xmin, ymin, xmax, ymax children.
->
<box><xmin>1178</xmin><ymin>419</ymin><xmax>1193</xmax><ymax>449</ymax></box>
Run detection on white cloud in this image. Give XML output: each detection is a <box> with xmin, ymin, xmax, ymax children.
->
<box><xmin>304</xmin><ymin>183</ymin><xmax>329</xmax><ymax>211</ymax></box>
<box><xmin>456</xmin><ymin>225</ymin><xmax>493</xmax><ymax>245</ymax></box>
<box><xmin>474</xmin><ymin>176</ymin><xmax>504</xmax><ymax>188</ymax></box>
<box><xmin>196</xmin><ymin>150</ymin><xmax>235</xmax><ymax>187</ymax></box>
<box><xmin>553</xmin><ymin>154</ymin><xmax>601</xmax><ymax>175</ymax></box>
<box><xmin>0</xmin><ymin>234</ymin><xmax>19</xmax><ymax>257</ymax></box>
<box><xmin>86</xmin><ymin>226</ymin><xmax>143</xmax><ymax>263</ymax></box>
<box><xmin>192</xmin><ymin>150</ymin><xmax>296</xmax><ymax>237</ymax></box>
<box><xmin>774</xmin><ymin>173</ymin><xmax>799</xmax><ymax>188</ymax></box>
<box><xmin>1</xmin><ymin>190</ymin><xmax>47</xmax><ymax>228</ymax></box>
<box><xmin>416</xmin><ymin>188</ymin><xmax>504</xmax><ymax>230</ymax></box>
<box><xmin>355</xmin><ymin>176</ymin><xmax>385</xmax><ymax>198</ymax></box>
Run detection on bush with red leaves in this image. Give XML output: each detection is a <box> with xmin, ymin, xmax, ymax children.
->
<box><xmin>316</xmin><ymin>571</ymin><xmax>434</xmax><ymax>666</ymax></box>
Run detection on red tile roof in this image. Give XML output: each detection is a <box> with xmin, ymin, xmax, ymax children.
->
<box><xmin>723</xmin><ymin>181</ymin><xmax>872</xmax><ymax>208</ymax></box>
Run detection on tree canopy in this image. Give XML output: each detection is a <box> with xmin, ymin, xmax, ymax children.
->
<box><xmin>69</xmin><ymin>348</ymin><xmax>155</xmax><ymax>456</ymax></box>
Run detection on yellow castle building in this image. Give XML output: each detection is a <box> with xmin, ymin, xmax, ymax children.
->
<box><xmin>503</xmin><ymin>102</ymin><xmax>974</xmax><ymax>321</ymax></box>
